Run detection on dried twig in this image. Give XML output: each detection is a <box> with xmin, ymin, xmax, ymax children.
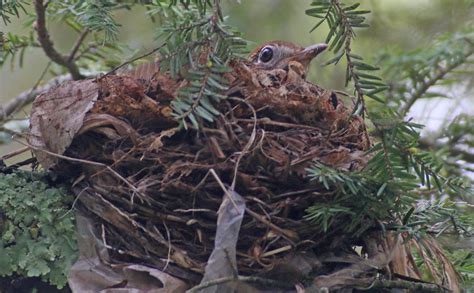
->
<box><xmin>100</xmin><ymin>43</ymin><xmax>167</xmax><ymax>79</ymax></box>
<box><xmin>18</xmin><ymin>139</ymin><xmax>148</xmax><ymax>204</ymax></box>
<box><xmin>68</xmin><ymin>29</ymin><xmax>89</xmax><ymax>62</ymax></box>
<box><xmin>210</xmin><ymin>168</ymin><xmax>240</xmax><ymax>213</ymax></box>
<box><xmin>370</xmin><ymin>279</ymin><xmax>449</xmax><ymax>293</ymax></box>
<box><xmin>229</xmin><ymin>97</ymin><xmax>257</xmax><ymax>190</ymax></box>
<box><xmin>0</xmin><ymin>146</ymin><xmax>30</xmax><ymax>160</ymax></box>
<box><xmin>0</xmin><ymin>63</ymin><xmax>63</xmax><ymax>123</ymax></box>
<box><xmin>245</xmin><ymin>208</ymin><xmax>297</xmax><ymax>244</ymax></box>
<box><xmin>187</xmin><ymin>275</ymin><xmax>293</xmax><ymax>293</ymax></box>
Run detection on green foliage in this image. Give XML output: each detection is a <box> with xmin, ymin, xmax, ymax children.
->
<box><xmin>367</xmin><ymin>32</ymin><xmax>473</xmax><ymax>199</ymax></box>
<box><xmin>450</xmin><ymin>249</ymin><xmax>474</xmax><ymax>287</ymax></box>
<box><xmin>1</xmin><ymin>0</ymin><xmax>127</xmax><ymax>72</ymax></box>
<box><xmin>150</xmin><ymin>1</ymin><xmax>248</xmax><ymax>128</ymax></box>
<box><xmin>405</xmin><ymin>199</ymin><xmax>470</xmax><ymax>236</ymax></box>
<box><xmin>305</xmin><ymin>162</ymin><xmax>407</xmax><ymax>236</ymax></box>
<box><xmin>306</xmin><ymin>0</ymin><xmax>389</xmax><ymax>114</ymax></box>
<box><xmin>50</xmin><ymin>0</ymin><xmax>120</xmax><ymax>42</ymax></box>
<box><xmin>304</xmin><ymin>161</ymin><xmax>470</xmax><ymax>240</ymax></box>
<box><xmin>305</xmin><ymin>0</ymin><xmax>472</xmax><ymax>250</ymax></box>
<box><xmin>377</xmin><ymin>31</ymin><xmax>474</xmax><ymax>115</ymax></box>
<box><xmin>371</xmin><ymin>32</ymin><xmax>473</xmax><ymax>194</ymax></box>
<box><xmin>366</xmin><ymin>109</ymin><xmax>462</xmax><ymax>193</ymax></box>
<box><xmin>0</xmin><ymin>31</ymin><xmax>38</xmax><ymax>67</ymax></box>
<box><xmin>0</xmin><ymin>171</ymin><xmax>78</xmax><ymax>289</ymax></box>
<box><xmin>0</xmin><ymin>0</ymin><xmax>28</xmax><ymax>25</ymax></box>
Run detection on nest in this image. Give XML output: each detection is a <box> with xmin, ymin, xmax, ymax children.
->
<box><xmin>28</xmin><ymin>60</ymin><xmax>374</xmax><ymax>285</ymax></box>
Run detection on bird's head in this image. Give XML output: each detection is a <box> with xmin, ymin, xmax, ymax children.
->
<box><xmin>249</xmin><ymin>40</ymin><xmax>328</xmax><ymax>73</ymax></box>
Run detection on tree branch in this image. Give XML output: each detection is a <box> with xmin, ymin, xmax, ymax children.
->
<box><xmin>371</xmin><ymin>279</ymin><xmax>449</xmax><ymax>293</ymax></box>
<box><xmin>68</xmin><ymin>29</ymin><xmax>89</xmax><ymax>62</ymax></box>
<box><xmin>333</xmin><ymin>0</ymin><xmax>366</xmax><ymax>116</ymax></box>
<box><xmin>187</xmin><ymin>276</ymin><xmax>293</xmax><ymax>293</ymax></box>
<box><xmin>399</xmin><ymin>46</ymin><xmax>474</xmax><ymax>116</ymax></box>
<box><xmin>34</xmin><ymin>0</ymin><xmax>83</xmax><ymax>80</ymax></box>
<box><xmin>419</xmin><ymin>137</ymin><xmax>474</xmax><ymax>163</ymax></box>
<box><xmin>0</xmin><ymin>42</ymin><xmax>167</xmax><ymax>123</ymax></box>
<box><xmin>0</xmin><ymin>74</ymin><xmax>72</xmax><ymax>123</ymax></box>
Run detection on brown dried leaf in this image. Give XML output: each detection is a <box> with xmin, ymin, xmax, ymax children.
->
<box><xmin>422</xmin><ymin>237</ymin><xmax>461</xmax><ymax>292</ymax></box>
<box><xmin>69</xmin><ymin>213</ymin><xmax>189</xmax><ymax>292</ymax></box>
<box><xmin>79</xmin><ymin>113</ymin><xmax>141</xmax><ymax>144</ymax></box>
<box><xmin>28</xmin><ymin>79</ymin><xmax>99</xmax><ymax>169</ymax></box>
<box><xmin>200</xmin><ymin>189</ymin><xmax>246</xmax><ymax>293</ymax></box>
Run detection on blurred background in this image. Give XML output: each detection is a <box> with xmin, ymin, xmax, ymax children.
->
<box><xmin>1</xmin><ymin>0</ymin><xmax>473</xmax><ymax>157</ymax></box>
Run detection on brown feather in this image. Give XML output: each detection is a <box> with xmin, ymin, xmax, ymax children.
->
<box><xmin>248</xmin><ymin>40</ymin><xmax>303</xmax><ymax>62</ymax></box>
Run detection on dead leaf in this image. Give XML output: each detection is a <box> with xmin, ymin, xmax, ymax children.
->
<box><xmin>28</xmin><ymin>79</ymin><xmax>99</xmax><ymax>169</ymax></box>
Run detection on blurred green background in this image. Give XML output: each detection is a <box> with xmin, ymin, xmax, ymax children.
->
<box><xmin>1</xmin><ymin>0</ymin><xmax>473</xmax><ymax>156</ymax></box>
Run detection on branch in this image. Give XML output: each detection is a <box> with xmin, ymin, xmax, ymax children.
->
<box><xmin>176</xmin><ymin>72</ymin><xmax>210</xmax><ymax>120</ymax></box>
<box><xmin>419</xmin><ymin>137</ymin><xmax>474</xmax><ymax>163</ymax></box>
<box><xmin>68</xmin><ymin>29</ymin><xmax>89</xmax><ymax>62</ymax></box>
<box><xmin>333</xmin><ymin>0</ymin><xmax>366</xmax><ymax>115</ymax></box>
<box><xmin>34</xmin><ymin>0</ymin><xmax>83</xmax><ymax>80</ymax></box>
<box><xmin>100</xmin><ymin>43</ymin><xmax>167</xmax><ymax>79</ymax></box>
<box><xmin>0</xmin><ymin>42</ymin><xmax>166</xmax><ymax>123</ymax></box>
<box><xmin>399</xmin><ymin>46</ymin><xmax>474</xmax><ymax>116</ymax></box>
<box><xmin>371</xmin><ymin>279</ymin><xmax>449</xmax><ymax>293</ymax></box>
<box><xmin>186</xmin><ymin>276</ymin><xmax>293</xmax><ymax>293</ymax></box>
<box><xmin>0</xmin><ymin>74</ymin><xmax>72</xmax><ymax>123</ymax></box>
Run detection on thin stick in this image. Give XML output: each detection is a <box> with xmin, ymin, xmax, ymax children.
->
<box><xmin>68</xmin><ymin>29</ymin><xmax>89</xmax><ymax>62</ymax></box>
<box><xmin>162</xmin><ymin>220</ymin><xmax>172</xmax><ymax>272</ymax></box>
<box><xmin>209</xmin><ymin>168</ymin><xmax>240</xmax><ymax>214</ymax></box>
<box><xmin>237</xmin><ymin>118</ymin><xmax>321</xmax><ymax>130</ymax></box>
<box><xmin>229</xmin><ymin>97</ymin><xmax>257</xmax><ymax>190</ymax></box>
<box><xmin>100</xmin><ymin>43</ymin><xmax>167</xmax><ymax>79</ymax></box>
<box><xmin>187</xmin><ymin>275</ymin><xmax>293</xmax><ymax>293</ymax></box>
<box><xmin>261</xmin><ymin>245</ymin><xmax>292</xmax><ymax>257</ymax></box>
<box><xmin>245</xmin><ymin>208</ymin><xmax>297</xmax><ymax>244</ymax></box>
<box><xmin>18</xmin><ymin>139</ymin><xmax>147</xmax><ymax>203</ymax></box>
<box><xmin>0</xmin><ymin>146</ymin><xmax>30</xmax><ymax>160</ymax></box>
<box><xmin>0</xmin><ymin>74</ymin><xmax>72</xmax><ymax>123</ymax></box>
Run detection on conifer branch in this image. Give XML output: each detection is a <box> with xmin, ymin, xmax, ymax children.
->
<box><xmin>332</xmin><ymin>0</ymin><xmax>367</xmax><ymax>116</ymax></box>
<box><xmin>307</xmin><ymin>0</ymin><xmax>388</xmax><ymax>117</ymax></box>
<box><xmin>155</xmin><ymin>1</ymin><xmax>247</xmax><ymax>128</ymax></box>
<box><xmin>399</xmin><ymin>45</ymin><xmax>474</xmax><ymax>116</ymax></box>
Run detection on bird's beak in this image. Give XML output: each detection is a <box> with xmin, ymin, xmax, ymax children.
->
<box><xmin>293</xmin><ymin>43</ymin><xmax>328</xmax><ymax>64</ymax></box>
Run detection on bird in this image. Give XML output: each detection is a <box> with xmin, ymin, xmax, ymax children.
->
<box><xmin>107</xmin><ymin>40</ymin><xmax>330</xmax><ymax>130</ymax></box>
<box><xmin>121</xmin><ymin>40</ymin><xmax>327</xmax><ymax>81</ymax></box>
<box><xmin>248</xmin><ymin>40</ymin><xmax>328</xmax><ymax>77</ymax></box>
<box><xmin>227</xmin><ymin>41</ymin><xmax>328</xmax><ymax>96</ymax></box>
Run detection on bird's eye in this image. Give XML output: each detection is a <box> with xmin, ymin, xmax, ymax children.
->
<box><xmin>259</xmin><ymin>47</ymin><xmax>273</xmax><ymax>63</ymax></box>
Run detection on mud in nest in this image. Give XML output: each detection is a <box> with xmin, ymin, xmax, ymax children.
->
<box><xmin>29</xmin><ymin>60</ymin><xmax>372</xmax><ymax>283</ymax></box>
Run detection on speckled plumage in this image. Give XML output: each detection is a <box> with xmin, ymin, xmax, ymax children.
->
<box><xmin>248</xmin><ymin>40</ymin><xmax>327</xmax><ymax>75</ymax></box>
